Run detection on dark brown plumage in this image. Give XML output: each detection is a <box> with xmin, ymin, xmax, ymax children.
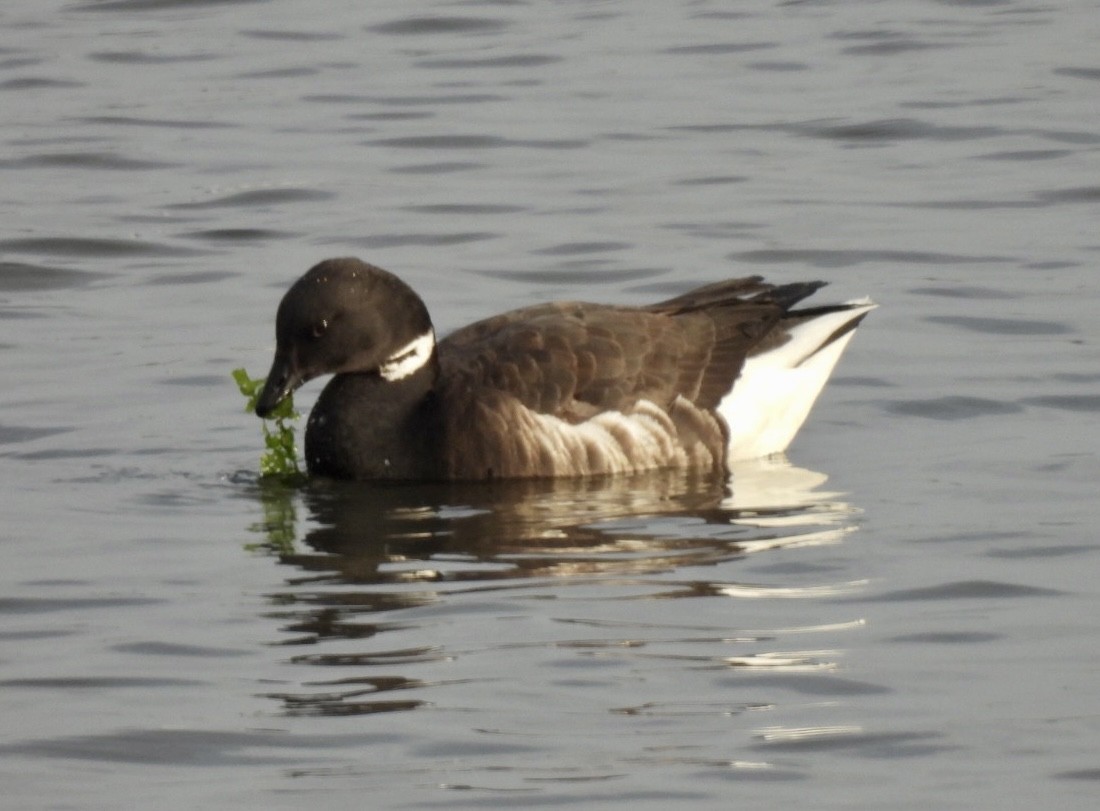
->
<box><xmin>255</xmin><ymin>258</ymin><xmax>873</xmax><ymax>481</ymax></box>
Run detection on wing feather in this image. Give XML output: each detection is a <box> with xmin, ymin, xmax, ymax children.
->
<box><xmin>431</xmin><ymin>278</ymin><xmax>847</xmax><ymax>479</ymax></box>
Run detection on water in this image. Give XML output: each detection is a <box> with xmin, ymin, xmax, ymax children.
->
<box><xmin>3</xmin><ymin>0</ymin><xmax>1100</xmax><ymax>808</ymax></box>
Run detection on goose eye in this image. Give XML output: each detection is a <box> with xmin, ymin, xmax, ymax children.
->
<box><xmin>311</xmin><ymin>319</ymin><xmax>328</xmax><ymax>339</ymax></box>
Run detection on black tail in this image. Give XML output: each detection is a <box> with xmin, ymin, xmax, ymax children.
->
<box><xmin>651</xmin><ymin>276</ymin><xmax>827</xmax><ymax>315</ymax></box>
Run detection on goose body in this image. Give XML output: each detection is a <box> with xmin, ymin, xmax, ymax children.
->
<box><xmin>256</xmin><ymin>258</ymin><xmax>874</xmax><ymax>481</ymax></box>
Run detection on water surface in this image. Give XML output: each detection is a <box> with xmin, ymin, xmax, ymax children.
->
<box><xmin>3</xmin><ymin>1</ymin><xmax>1100</xmax><ymax>808</ymax></box>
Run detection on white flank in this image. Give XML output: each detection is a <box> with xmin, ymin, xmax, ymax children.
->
<box><xmin>379</xmin><ymin>329</ymin><xmax>436</xmax><ymax>381</ymax></box>
<box><xmin>720</xmin><ymin>299</ymin><xmax>876</xmax><ymax>460</ymax></box>
<box><xmin>518</xmin><ymin>400</ymin><xmax>685</xmax><ymax>477</ymax></box>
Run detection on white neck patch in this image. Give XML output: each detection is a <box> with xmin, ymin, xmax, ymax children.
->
<box><xmin>379</xmin><ymin>329</ymin><xmax>436</xmax><ymax>381</ymax></box>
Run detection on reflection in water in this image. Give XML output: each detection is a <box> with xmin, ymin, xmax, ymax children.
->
<box><xmin>246</xmin><ymin>457</ymin><xmax>862</xmax><ymax>718</ymax></box>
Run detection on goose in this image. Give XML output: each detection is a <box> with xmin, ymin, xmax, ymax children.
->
<box><xmin>255</xmin><ymin>257</ymin><xmax>873</xmax><ymax>480</ymax></box>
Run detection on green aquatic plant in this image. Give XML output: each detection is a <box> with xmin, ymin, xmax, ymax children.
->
<box><xmin>246</xmin><ymin>476</ymin><xmax>299</xmax><ymax>556</ymax></box>
<box><xmin>232</xmin><ymin>367</ymin><xmax>303</xmax><ymax>479</ymax></box>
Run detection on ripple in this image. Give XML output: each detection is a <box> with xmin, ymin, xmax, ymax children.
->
<box><xmin>0</xmin><ymin>56</ymin><xmax>44</xmax><ymax>70</ymax></box>
<box><xmin>800</xmin><ymin>118</ymin><xmax>1002</xmax><ymax>143</ymax></box>
<box><xmin>146</xmin><ymin>270</ymin><xmax>235</xmax><ymax>285</ymax></box>
<box><xmin>2</xmin><ymin>152</ymin><xmax>177</xmax><ymax>170</ymax></box>
<box><xmin>1036</xmin><ymin>186</ymin><xmax>1100</xmax><ymax>204</ymax></box>
<box><xmin>289</xmin><ymin>646</ymin><xmax>449</xmax><ymax>667</ymax></box>
<box><xmin>347</xmin><ymin>110</ymin><xmax>433</xmax><ymax>122</ymax></box>
<box><xmin>239</xmin><ymin>29</ymin><xmax>344</xmax><ymax>42</ymax></box>
<box><xmin>1053</xmin><ymin>67</ymin><xmax>1100</xmax><ymax>81</ymax></box>
<box><xmin>0</xmin><ymin>629</ymin><xmax>73</xmax><ymax>641</ymax></box>
<box><xmin>663</xmin><ymin>42</ymin><xmax>776</xmax><ymax>55</ymax></box>
<box><xmin>263</xmin><ymin>676</ymin><xmax>429</xmax><ymax>717</ymax></box>
<box><xmin>160</xmin><ymin>374</ymin><xmax>226</xmax><ymax>387</ymax></box>
<box><xmin>0</xmin><ymin>424</ymin><xmax>71</xmax><ymax>444</ymax></box>
<box><xmin>533</xmin><ymin>241</ymin><xmax>632</xmax><ymax>256</ymax></box>
<box><xmin>830</xmin><ymin>375</ymin><xmax>893</xmax><ymax>388</ymax></box>
<box><xmin>729</xmin><ymin>248</ymin><xmax>1007</xmax><ymax>267</ymax></box>
<box><xmin>402</xmin><ymin>203</ymin><xmax>526</xmax><ymax>215</ymax></box>
<box><xmin>887</xmin><ymin>631</ymin><xmax>1001</xmax><ymax>644</ymax></box>
<box><xmin>0</xmin><ymin>77</ymin><xmax>83</xmax><ymax>90</ymax></box>
<box><xmin>1020</xmin><ymin>395</ymin><xmax>1100</xmax><ymax>413</ymax></box>
<box><xmin>304</xmin><ymin>93</ymin><xmax>505</xmax><ymax>106</ymax></box>
<box><xmin>77</xmin><ymin>115</ymin><xmax>234</xmax><ymax>130</ymax></box>
<box><xmin>925</xmin><ymin>315</ymin><xmax>1072</xmax><ymax>335</ymax></box>
<box><xmin>841</xmin><ymin>40</ymin><xmax>945</xmax><ymax>56</ymax></box>
<box><xmin>330</xmin><ymin>232</ymin><xmax>497</xmax><ymax>249</ymax></box>
<box><xmin>1054</xmin><ymin>768</ymin><xmax>1100</xmax><ymax>781</ymax></box>
<box><xmin>234</xmin><ymin>66</ymin><xmax>319</xmax><ymax>80</ymax></box>
<box><xmin>370</xmin><ymin>134</ymin><xmax>506</xmax><ymax>150</ymax></box>
<box><xmin>902</xmin><ymin>96</ymin><xmax>1027</xmax><ymax>110</ymax></box>
<box><xmin>89</xmin><ymin>50</ymin><xmax>215</xmax><ymax>65</ymax></box>
<box><xmin>611</xmin><ymin>699</ymin><xmax>767</xmax><ymax>717</ymax></box>
<box><xmin>885</xmin><ymin>396</ymin><xmax>1023</xmax><ymax>420</ymax></box>
<box><xmin>0</xmin><ymin>261</ymin><xmax>110</xmax><ymax>291</ymax></box>
<box><xmin>748</xmin><ymin>61</ymin><xmax>809</xmax><ymax>72</ymax></box>
<box><xmin>1054</xmin><ymin>372</ymin><xmax>1100</xmax><ymax>383</ymax></box>
<box><xmin>830</xmin><ymin>27</ymin><xmax>948</xmax><ymax>56</ymax></box>
<box><xmin>368</xmin><ymin>134</ymin><xmax>588</xmax><ymax>150</ymax></box>
<box><xmin>722</xmin><ymin>649</ymin><xmax>839</xmax><ymax>671</ymax></box>
<box><xmin>477</xmin><ymin>266</ymin><xmax>665</xmax><ymax>285</ymax></box>
<box><xmin>416</xmin><ymin>55</ymin><xmax>562</xmax><ymax>69</ymax></box>
<box><xmin>388</xmin><ymin>161</ymin><xmax>484</xmax><ymax>175</ymax></box>
<box><xmin>0</xmin><ymin>728</ymin><xmax>387</xmax><ymax>765</ymax></box>
<box><xmin>976</xmin><ymin>149</ymin><xmax>1072</xmax><ymax>161</ymax></box>
<box><xmin>0</xmin><ymin>596</ymin><xmax>162</xmax><ymax>614</ymax></box>
<box><xmin>751</xmin><ymin>727</ymin><xmax>950</xmax><ymax>757</ymax></box>
<box><xmin>1036</xmin><ymin>128</ymin><xmax>1100</xmax><ymax>145</ymax></box>
<box><xmin>177</xmin><ymin>228</ymin><xmax>296</xmax><ymax>243</ymax></box>
<box><xmin>0</xmin><ymin>237</ymin><xmax>200</xmax><ymax>258</ymax></box>
<box><xmin>273</xmin><ymin>697</ymin><xmax>424</xmax><ymax>717</ymax></box>
<box><xmin>166</xmin><ymin>187</ymin><xmax>335</xmax><ymax>209</ymax></box>
<box><xmin>673</xmin><ymin>175</ymin><xmax>749</xmax><ymax>186</ymax></box>
<box><xmin>661</xmin><ymin>220</ymin><xmax>761</xmax><ymax>241</ymax></box>
<box><xmin>913</xmin><ymin>530</ymin><xmax>1034</xmax><ymax>546</ymax></box>
<box><xmin>1</xmin><ymin>677</ymin><xmax>202</xmax><ymax>688</ymax></box>
<box><xmin>12</xmin><ymin>447</ymin><xmax>122</xmax><ymax>461</ymax></box>
<box><xmin>892</xmin><ymin>198</ymin><xmax>1040</xmax><ymax>211</ymax></box>
<box><xmin>367</xmin><ymin>16</ymin><xmax>509</xmax><ymax>36</ymax></box>
<box><xmin>73</xmin><ymin>0</ymin><xmax>267</xmax><ymax>10</ymax></box>
<box><xmin>726</xmin><ymin>674</ymin><xmax>890</xmax><ymax>696</ymax></box>
<box><xmin>856</xmin><ymin>579</ymin><xmax>1063</xmax><ymax>602</ymax></box>
<box><xmin>708</xmin><ymin>581</ymin><xmax>866</xmax><ymax>600</ymax></box>
<box><xmin>909</xmin><ymin>285</ymin><xmax>1018</xmax><ymax>299</ymax></box>
<box><xmin>673</xmin><ymin>117</ymin><xmax>1003</xmax><ymax>143</ymax></box>
<box><xmin>988</xmin><ymin>543</ymin><xmax>1094</xmax><ymax>560</ymax></box>
<box><xmin>1024</xmin><ymin>261</ymin><xmax>1078</xmax><ymax>270</ymax></box>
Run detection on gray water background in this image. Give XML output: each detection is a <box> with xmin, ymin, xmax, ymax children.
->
<box><xmin>2</xmin><ymin>0</ymin><xmax>1099</xmax><ymax>808</ymax></box>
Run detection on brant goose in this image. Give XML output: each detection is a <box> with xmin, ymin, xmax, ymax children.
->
<box><xmin>255</xmin><ymin>258</ymin><xmax>874</xmax><ymax>481</ymax></box>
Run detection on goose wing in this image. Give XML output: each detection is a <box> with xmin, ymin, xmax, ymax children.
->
<box><xmin>438</xmin><ymin>276</ymin><xmax>819</xmax><ymax>419</ymax></box>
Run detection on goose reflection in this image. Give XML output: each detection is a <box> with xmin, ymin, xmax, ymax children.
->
<box><xmin>254</xmin><ymin>456</ymin><xmax>856</xmax><ymax>587</ymax></box>
<box><xmin>249</xmin><ymin>457</ymin><xmax>861</xmax><ymax>717</ymax></box>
